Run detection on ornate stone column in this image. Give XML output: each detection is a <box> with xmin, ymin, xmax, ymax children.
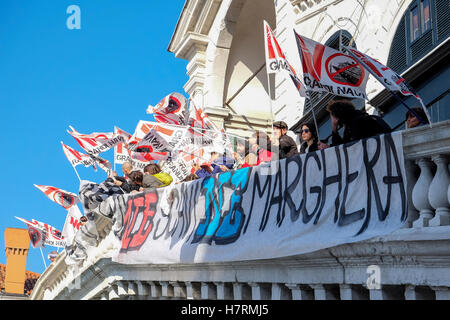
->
<box><xmin>428</xmin><ymin>155</ymin><xmax>450</xmax><ymax>226</ymax></box>
<box><xmin>412</xmin><ymin>158</ymin><xmax>435</xmax><ymax>227</ymax></box>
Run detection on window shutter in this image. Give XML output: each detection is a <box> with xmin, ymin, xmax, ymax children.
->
<box><xmin>411</xmin><ymin>30</ymin><xmax>433</xmax><ymax>61</ymax></box>
<box><xmin>387</xmin><ymin>16</ymin><xmax>408</xmax><ymax>73</ymax></box>
<box><xmin>435</xmin><ymin>0</ymin><xmax>450</xmax><ymax>42</ymax></box>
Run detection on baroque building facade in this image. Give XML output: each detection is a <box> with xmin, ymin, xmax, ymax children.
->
<box><xmin>168</xmin><ymin>0</ymin><xmax>449</xmax><ymax>139</ymax></box>
<box><xmin>30</xmin><ymin>0</ymin><xmax>450</xmax><ymax>300</ymax></box>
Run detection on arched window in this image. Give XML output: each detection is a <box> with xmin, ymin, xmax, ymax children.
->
<box><xmin>377</xmin><ymin>0</ymin><xmax>450</xmax><ymax>128</ymax></box>
<box><xmin>387</xmin><ymin>0</ymin><xmax>450</xmax><ymax>74</ymax></box>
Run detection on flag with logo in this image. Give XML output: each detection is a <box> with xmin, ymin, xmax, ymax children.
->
<box><xmin>127</xmin><ymin>120</ymin><xmax>189</xmax><ymax>162</ymax></box>
<box><xmin>89</xmin><ymin>153</ymin><xmax>112</xmax><ymax>174</ymax></box>
<box><xmin>34</xmin><ymin>184</ymin><xmax>79</xmax><ymax>210</ymax></box>
<box><xmin>16</xmin><ymin>217</ymin><xmax>65</xmax><ymax>248</ymax></box>
<box><xmin>16</xmin><ymin>217</ymin><xmax>47</xmax><ymax>248</ymax></box>
<box><xmin>343</xmin><ymin>46</ymin><xmax>432</xmax><ymax>124</ymax></box>
<box><xmin>264</xmin><ymin>21</ymin><xmax>306</xmax><ymax>96</ymax></box>
<box><xmin>146</xmin><ymin>92</ymin><xmax>188</xmax><ymax>126</ymax></box>
<box><xmin>113</xmin><ymin>127</ymin><xmax>149</xmax><ymax>171</ymax></box>
<box><xmin>294</xmin><ymin>31</ymin><xmax>369</xmax><ymax>99</ymax></box>
<box><xmin>67</xmin><ymin>126</ymin><xmax>117</xmax><ymax>155</ymax></box>
<box><xmin>61</xmin><ymin>141</ymin><xmax>97</xmax><ymax>170</ymax></box>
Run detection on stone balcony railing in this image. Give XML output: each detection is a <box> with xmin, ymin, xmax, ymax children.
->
<box><xmin>30</xmin><ymin>120</ymin><xmax>450</xmax><ymax>300</ymax></box>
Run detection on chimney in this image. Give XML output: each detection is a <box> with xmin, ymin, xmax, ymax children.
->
<box><xmin>4</xmin><ymin>228</ymin><xmax>30</xmax><ymax>294</ymax></box>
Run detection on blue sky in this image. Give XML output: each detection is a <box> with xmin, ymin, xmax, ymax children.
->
<box><xmin>0</xmin><ymin>1</ymin><xmax>188</xmax><ymax>274</ymax></box>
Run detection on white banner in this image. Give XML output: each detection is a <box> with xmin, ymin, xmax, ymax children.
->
<box><xmin>110</xmin><ymin>132</ymin><xmax>407</xmax><ymax>264</ymax></box>
<box><xmin>294</xmin><ymin>31</ymin><xmax>369</xmax><ymax>99</ymax></box>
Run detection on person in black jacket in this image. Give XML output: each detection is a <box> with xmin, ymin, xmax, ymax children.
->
<box><xmin>299</xmin><ymin>122</ymin><xmax>319</xmax><ymax>154</ymax></box>
<box><xmin>327</xmin><ymin>100</ymin><xmax>391</xmax><ymax>146</ymax></box>
<box><xmin>272</xmin><ymin>121</ymin><xmax>299</xmax><ymax>159</ymax></box>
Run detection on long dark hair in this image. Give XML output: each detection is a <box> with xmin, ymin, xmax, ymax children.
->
<box><xmin>301</xmin><ymin>122</ymin><xmax>318</xmax><ymax>142</ymax></box>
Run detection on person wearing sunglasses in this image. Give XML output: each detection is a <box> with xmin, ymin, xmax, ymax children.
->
<box><xmin>299</xmin><ymin>122</ymin><xmax>320</xmax><ymax>154</ymax></box>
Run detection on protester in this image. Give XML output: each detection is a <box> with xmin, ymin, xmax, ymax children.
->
<box><xmin>299</xmin><ymin>122</ymin><xmax>320</xmax><ymax>154</ymax></box>
<box><xmin>142</xmin><ymin>164</ymin><xmax>164</xmax><ymax>189</ymax></box>
<box><xmin>272</xmin><ymin>121</ymin><xmax>299</xmax><ymax>159</ymax></box>
<box><xmin>405</xmin><ymin>107</ymin><xmax>430</xmax><ymax>128</ymax></box>
<box><xmin>210</xmin><ymin>149</ymin><xmax>235</xmax><ymax>174</ymax></box>
<box><xmin>80</xmin><ymin>216</ymin><xmax>87</xmax><ymax>226</ymax></box>
<box><xmin>326</xmin><ymin>99</ymin><xmax>391</xmax><ymax>146</ymax></box>
<box><xmin>110</xmin><ymin>161</ymin><xmax>133</xmax><ymax>190</ymax></box>
<box><xmin>192</xmin><ymin>149</ymin><xmax>235</xmax><ymax>178</ymax></box>
<box><xmin>193</xmin><ymin>162</ymin><xmax>213</xmax><ymax>178</ymax></box>
<box><xmin>241</xmin><ymin>152</ymin><xmax>258</xmax><ymax>168</ymax></box>
<box><xmin>127</xmin><ymin>170</ymin><xmax>144</xmax><ymax>193</ymax></box>
<box><xmin>249</xmin><ymin>131</ymin><xmax>273</xmax><ymax>165</ymax></box>
<box><xmin>142</xmin><ymin>163</ymin><xmax>173</xmax><ymax>187</ymax></box>
<box><xmin>233</xmin><ymin>139</ymin><xmax>250</xmax><ymax>169</ymax></box>
<box><xmin>182</xmin><ymin>173</ymin><xmax>198</xmax><ymax>182</ymax></box>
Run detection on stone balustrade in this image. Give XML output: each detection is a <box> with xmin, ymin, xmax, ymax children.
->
<box><xmin>30</xmin><ymin>120</ymin><xmax>450</xmax><ymax>300</ymax></box>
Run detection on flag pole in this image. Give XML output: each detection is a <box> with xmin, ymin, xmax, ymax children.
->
<box><xmin>307</xmin><ymin>91</ymin><xmax>321</xmax><ymax>140</ymax></box>
<box><xmin>39</xmin><ymin>248</ymin><xmax>47</xmax><ymax>269</ymax></box>
<box><xmin>71</xmin><ymin>164</ymin><xmax>82</xmax><ymax>182</ymax></box>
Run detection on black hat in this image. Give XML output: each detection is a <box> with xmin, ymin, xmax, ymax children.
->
<box><xmin>273</xmin><ymin>121</ymin><xmax>288</xmax><ymax>129</ymax></box>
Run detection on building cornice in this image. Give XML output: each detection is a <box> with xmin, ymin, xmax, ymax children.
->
<box><xmin>168</xmin><ymin>0</ymin><xmax>223</xmax><ymax>57</ymax></box>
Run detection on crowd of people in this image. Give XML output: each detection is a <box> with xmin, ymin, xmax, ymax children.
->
<box><xmin>105</xmin><ymin>99</ymin><xmax>429</xmax><ymax>192</ymax></box>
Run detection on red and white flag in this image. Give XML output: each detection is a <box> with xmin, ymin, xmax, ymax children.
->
<box><xmin>146</xmin><ymin>92</ymin><xmax>188</xmax><ymax>126</ymax></box>
<box><xmin>67</xmin><ymin>126</ymin><xmax>129</xmax><ymax>156</ymax></box>
<box><xmin>127</xmin><ymin>120</ymin><xmax>189</xmax><ymax>162</ymax></box>
<box><xmin>294</xmin><ymin>31</ymin><xmax>369</xmax><ymax>99</ymax></box>
<box><xmin>343</xmin><ymin>46</ymin><xmax>432</xmax><ymax>124</ymax></box>
<box><xmin>113</xmin><ymin>127</ymin><xmax>149</xmax><ymax>171</ymax></box>
<box><xmin>34</xmin><ymin>184</ymin><xmax>79</xmax><ymax>210</ymax></box>
<box><xmin>187</xmin><ymin>100</ymin><xmax>220</xmax><ymax>133</ymax></box>
<box><xmin>61</xmin><ymin>141</ymin><xmax>97</xmax><ymax>170</ymax></box>
<box><xmin>264</xmin><ymin>21</ymin><xmax>306</xmax><ymax>96</ymax></box>
<box><xmin>16</xmin><ymin>217</ymin><xmax>65</xmax><ymax>248</ymax></box>
<box><xmin>16</xmin><ymin>217</ymin><xmax>46</xmax><ymax>248</ymax></box>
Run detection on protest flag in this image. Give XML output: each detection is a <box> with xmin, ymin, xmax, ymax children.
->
<box><xmin>61</xmin><ymin>141</ymin><xmax>98</xmax><ymax>180</ymax></box>
<box><xmin>67</xmin><ymin>126</ymin><xmax>127</xmax><ymax>156</ymax></box>
<box><xmin>146</xmin><ymin>92</ymin><xmax>188</xmax><ymax>126</ymax></box>
<box><xmin>33</xmin><ymin>184</ymin><xmax>79</xmax><ymax>210</ymax></box>
<box><xmin>343</xmin><ymin>46</ymin><xmax>431</xmax><ymax>125</ymax></box>
<box><xmin>264</xmin><ymin>20</ymin><xmax>306</xmax><ymax>96</ymax></box>
<box><xmin>15</xmin><ymin>216</ymin><xmax>47</xmax><ymax>249</ymax></box>
<box><xmin>15</xmin><ymin>217</ymin><xmax>65</xmax><ymax>248</ymax></box>
<box><xmin>294</xmin><ymin>31</ymin><xmax>369</xmax><ymax>100</ymax></box>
